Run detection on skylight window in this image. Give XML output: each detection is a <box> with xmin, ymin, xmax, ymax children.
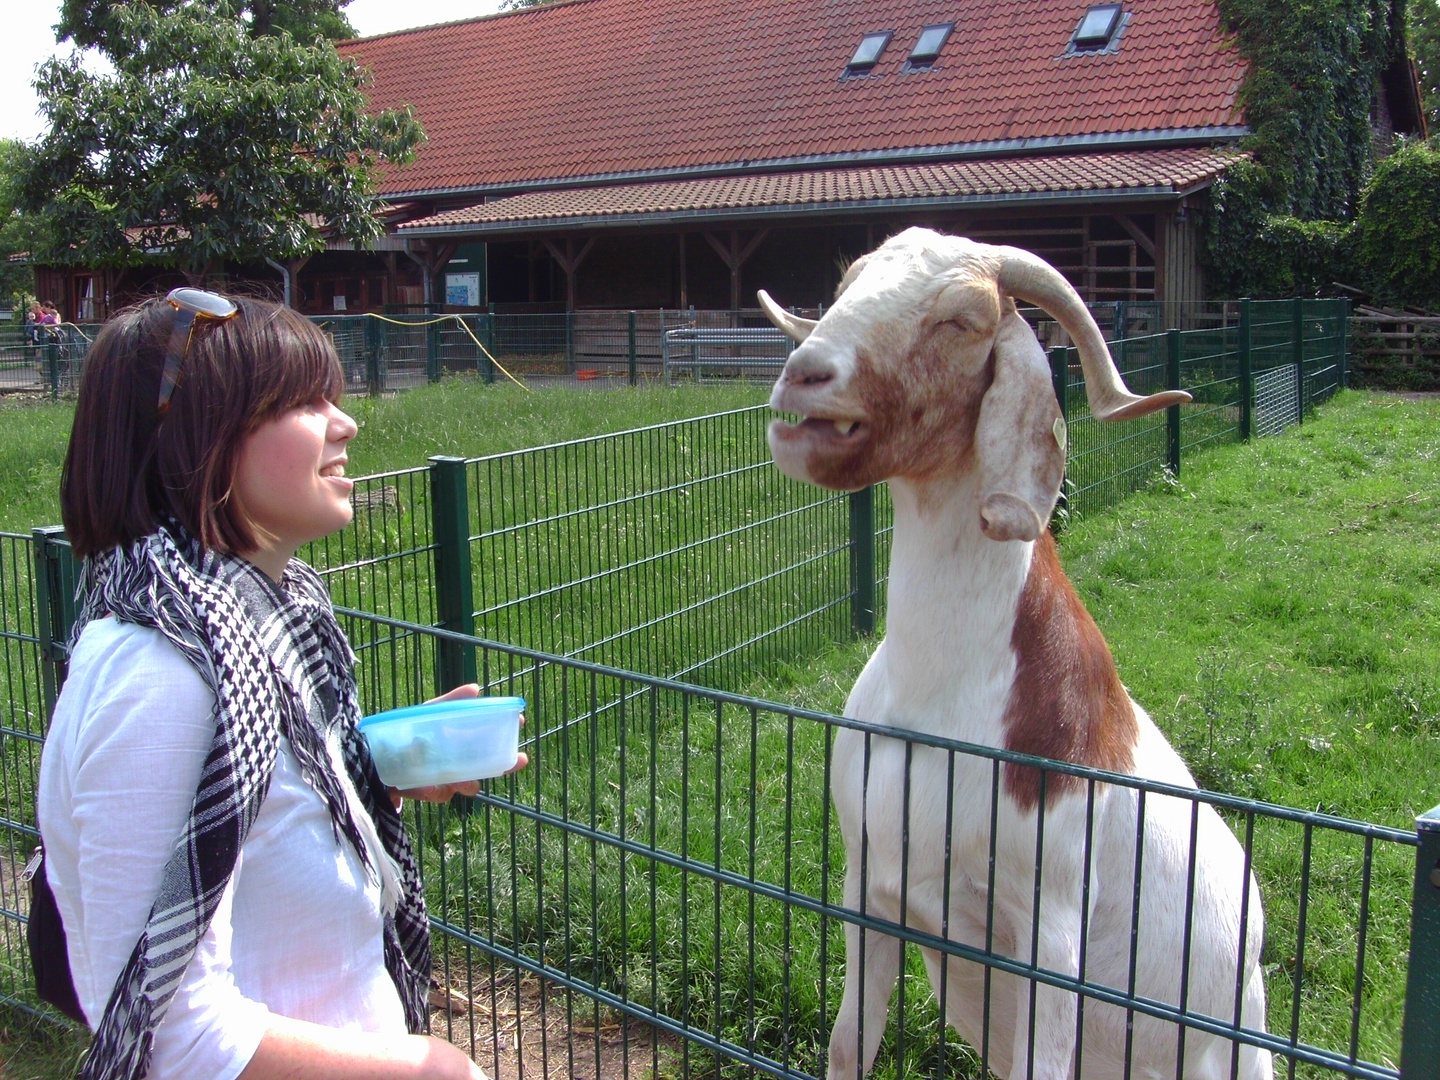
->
<box><xmin>1072</xmin><ymin>4</ymin><xmax>1123</xmax><ymax>50</ymax></box>
<box><xmin>908</xmin><ymin>23</ymin><xmax>953</xmax><ymax>67</ymax></box>
<box><xmin>846</xmin><ymin>31</ymin><xmax>892</xmax><ymax>75</ymax></box>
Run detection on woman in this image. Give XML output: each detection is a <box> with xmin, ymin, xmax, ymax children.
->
<box><xmin>39</xmin><ymin>291</ymin><xmax>509</xmax><ymax>1080</ymax></box>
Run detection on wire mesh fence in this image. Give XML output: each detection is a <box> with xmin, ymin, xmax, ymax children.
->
<box><xmin>0</xmin><ymin>299</ymin><xmax>1347</xmax><ymax>401</ymax></box>
<box><xmin>296</xmin><ymin>301</ymin><xmax>1348</xmax><ymax>711</ymax></box>
<box><xmin>346</xmin><ymin>617</ymin><xmax>1431</xmax><ymax>1080</ymax></box>
<box><xmin>6</xmin><ymin>296</ymin><xmax>1424</xmax><ymax>1077</ymax></box>
<box><xmin>0</xmin><ymin>326</ymin><xmax>91</xmax><ymax>396</ymax></box>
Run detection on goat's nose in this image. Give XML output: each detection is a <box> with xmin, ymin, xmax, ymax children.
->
<box><xmin>781</xmin><ymin>352</ymin><xmax>836</xmax><ymax>388</ymax></box>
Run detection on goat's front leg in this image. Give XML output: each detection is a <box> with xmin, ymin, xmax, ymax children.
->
<box><xmin>827</xmin><ymin>863</ymin><xmax>904</xmax><ymax>1080</ymax></box>
<box><xmin>1002</xmin><ymin>829</ymin><xmax>1085</xmax><ymax>1080</ymax></box>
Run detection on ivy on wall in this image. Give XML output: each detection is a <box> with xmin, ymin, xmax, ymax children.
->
<box><xmin>1203</xmin><ymin>0</ymin><xmax>1409</xmax><ymax>298</ymax></box>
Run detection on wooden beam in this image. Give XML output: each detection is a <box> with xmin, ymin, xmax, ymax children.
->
<box><xmin>1115</xmin><ymin>214</ymin><xmax>1157</xmax><ymax>260</ymax></box>
<box><xmin>704</xmin><ymin>230</ymin><xmax>738</xmax><ymax>268</ymax></box>
<box><xmin>678</xmin><ymin>233</ymin><xmax>688</xmax><ymax>308</ymax></box>
<box><xmin>542</xmin><ymin>237</ymin><xmax>596</xmax><ymax>310</ymax></box>
<box><xmin>704</xmin><ymin>229</ymin><xmax>769</xmax><ymax>310</ymax></box>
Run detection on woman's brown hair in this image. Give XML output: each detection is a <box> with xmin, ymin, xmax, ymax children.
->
<box><xmin>61</xmin><ymin>295</ymin><xmax>344</xmax><ymax>559</ymax></box>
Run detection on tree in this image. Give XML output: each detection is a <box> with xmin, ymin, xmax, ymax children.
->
<box><xmin>1412</xmin><ymin>0</ymin><xmax>1440</xmax><ymax>129</ymax></box>
<box><xmin>19</xmin><ymin>2</ymin><xmax>422</xmax><ymax>279</ymax></box>
<box><xmin>58</xmin><ymin>0</ymin><xmax>356</xmax><ymax>51</ymax></box>
<box><xmin>0</xmin><ymin>140</ymin><xmax>49</xmax><ymax>311</ymax></box>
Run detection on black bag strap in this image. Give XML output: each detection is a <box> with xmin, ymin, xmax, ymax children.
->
<box><xmin>24</xmin><ymin>846</ymin><xmax>88</xmax><ymax>1024</ymax></box>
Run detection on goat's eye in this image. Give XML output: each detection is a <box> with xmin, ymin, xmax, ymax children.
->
<box><xmin>942</xmin><ymin>318</ymin><xmax>972</xmax><ymax>335</ymax></box>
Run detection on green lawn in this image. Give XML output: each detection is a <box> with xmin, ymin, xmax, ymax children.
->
<box><xmin>735</xmin><ymin>389</ymin><xmax>1439</xmax><ymax>1074</ymax></box>
<box><xmin>5</xmin><ymin>388</ymin><xmax>1435</xmax><ymax>1078</ymax></box>
<box><xmin>0</xmin><ymin>376</ymin><xmax>770</xmax><ymax>533</ymax></box>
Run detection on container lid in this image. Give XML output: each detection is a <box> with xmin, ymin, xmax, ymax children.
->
<box><xmin>360</xmin><ymin>695</ymin><xmax>526</xmax><ymax>729</ymax></box>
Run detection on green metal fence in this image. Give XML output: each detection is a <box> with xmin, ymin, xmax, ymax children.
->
<box><xmin>8</xmin><ymin>296</ymin><xmax>1427</xmax><ymax>1078</ymax></box>
<box><xmin>1052</xmin><ymin>298</ymin><xmax>1348</xmax><ymax>520</ymax></box>
<box><xmin>0</xmin><ymin>300</ymin><xmax>1346</xmax><ymax>402</ymax></box>
<box><xmin>309</xmin><ymin>613</ymin><xmax>1440</xmax><ymax>1078</ymax></box>
<box><xmin>297</xmin><ymin>300</ymin><xmax>1348</xmax><ymax>701</ymax></box>
<box><xmin>6</xmin><ymin>544</ymin><xmax>1439</xmax><ymax>1078</ymax></box>
<box><xmin>0</xmin><ymin>325</ymin><xmax>92</xmax><ymax>397</ymax></box>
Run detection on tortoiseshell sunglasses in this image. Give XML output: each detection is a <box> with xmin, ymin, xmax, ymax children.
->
<box><xmin>155</xmin><ymin>287</ymin><xmax>240</xmax><ymax>417</ymax></box>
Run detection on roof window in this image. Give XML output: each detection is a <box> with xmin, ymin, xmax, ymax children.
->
<box><xmin>907</xmin><ymin>23</ymin><xmax>953</xmax><ymax>68</ymax></box>
<box><xmin>1071</xmin><ymin>4</ymin><xmax>1123</xmax><ymax>51</ymax></box>
<box><xmin>845</xmin><ymin>31</ymin><xmax>892</xmax><ymax>76</ymax></box>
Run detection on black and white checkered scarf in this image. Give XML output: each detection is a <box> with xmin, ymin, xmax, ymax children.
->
<box><xmin>71</xmin><ymin>522</ymin><xmax>430</xmax><ymax>1080</ymax></box>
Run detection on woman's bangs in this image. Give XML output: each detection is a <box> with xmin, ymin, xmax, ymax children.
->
<box><xmin>245</xmin><ymin>304</ymin><xmax>345</xmax><ymax>417</ymax></box>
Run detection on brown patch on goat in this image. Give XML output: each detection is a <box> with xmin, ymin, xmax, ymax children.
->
<box><xmin>1001</xmin><ymin>532</ymin><xmax>1137</xmax><ymax>811</ymax></box>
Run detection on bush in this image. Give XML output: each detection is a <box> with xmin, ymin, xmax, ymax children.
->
<box><xmin>1353</xmin><ymin>138</ymin><xmax>1440</xmax><ymax>310</ymax></box>
<box><xmin>1203</xmin><ymin>160</ymin><xmax>1355</xmax><ymax>298</ymax></box>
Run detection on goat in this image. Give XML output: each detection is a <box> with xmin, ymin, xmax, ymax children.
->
<box><xmin>759</xmin><ymin>228</ymin><xmax>1271</xmax><ymax>1080</ymax></box>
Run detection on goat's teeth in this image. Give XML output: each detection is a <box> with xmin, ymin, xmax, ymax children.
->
<box><xmin>835</xmin><ymin>420</ymin><xmax>856</xmax><ymax>436</ymax></box>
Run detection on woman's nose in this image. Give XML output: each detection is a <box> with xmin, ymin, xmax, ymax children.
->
<box><xmin>329</xmin><ymin>404</ymin><xmax>359</xmax><ymax>442</ymax></box>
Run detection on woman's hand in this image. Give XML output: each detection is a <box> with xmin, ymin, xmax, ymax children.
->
<box><xmin>389</xmin><ymin>684</ymin><xmax>529</xmax><ymax>810</ymax></box>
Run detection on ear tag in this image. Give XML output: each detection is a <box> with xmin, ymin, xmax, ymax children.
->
<box><xmin>1053</xmin><ymin>416</ymin><xmax>1068</xmax><ymax>455</ymax></box>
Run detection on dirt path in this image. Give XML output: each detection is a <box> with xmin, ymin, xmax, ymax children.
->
<box><xmin>428</xmin><ymin>965</ymin><xmax>688</xmax><ymax>1080</ymax></box>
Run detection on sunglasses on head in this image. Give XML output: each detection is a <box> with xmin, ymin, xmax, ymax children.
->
<box><xmin>156</xmin><ymin>287</ymin><xmax>240</xmax><ymax>417</ymax></box>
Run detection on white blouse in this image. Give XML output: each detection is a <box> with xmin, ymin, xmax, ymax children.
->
<box><xmin>38</xmin><ymin>617</ymin><xmax>407</xmax><ymax>1080</ymax></box>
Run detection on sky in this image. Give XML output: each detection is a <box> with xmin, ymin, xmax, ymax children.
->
<box><xmin>0</xmin><ymin>1</ymin><xmax>507</xmax><ymax>143</ymax></box>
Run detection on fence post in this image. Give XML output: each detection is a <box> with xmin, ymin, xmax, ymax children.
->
<box><xmin>426</xmin><ymin>319</ymin><xmax>441</xmax><ymax>383</ymax></box>
<box><xmin>1340</xmin><ymin>297</ymin><xmax>1351</xmax><ymax>388</ymax></box>
<box><xmin>1292</xmin><ymin>296</ymin><xmax>1305</xmax><ymax>423</ymax></box>
<box><xmin>31</xmin><ymin>526</ymin><xmax>79</xmax><ymax>716</ymax></box>
<box><xmin>848</xmin><ymin>487</ymin><xmax>876</xmax><ymax>636</ymax></box>
<box><xmin>1166</xmin><ymin>329</ymin><xmax>1182</xmax><ymax>476</ymax></box>
<box><xmin>565</xmin><ymin>310</ymin><xmax>574</xmax><ymax>370</ymax></box>
<box><xmin>628</xmin><ymin>310</ymin><xmax>638</xmax><ymax>386</ymax></box>
<box><xmin>428</xmin><ymin>456</ymin><xmax>476</xmax><ymax>692</ymax></box>
<box><xmin>1238</xmin><ymin>299</ymin><xmax>1253</xmax><ymax>441</ymax></box>
<box><xmin>1400</xmin><ymin>803</ymin><xmax>1440</xmax><ymax>1076</ymax></box>
<box><xmin>47</xmin><ymin>341</ymin><xmax>59</xmax><ymax>399</ymax></box>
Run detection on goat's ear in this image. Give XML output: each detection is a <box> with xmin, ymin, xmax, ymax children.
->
<box><xmin>975</xmin><ymin>315</ymin><xmax>1065</xmax><ymax>542</ymax></box>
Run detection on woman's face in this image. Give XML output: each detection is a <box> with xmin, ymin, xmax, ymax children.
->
<box><xmin>232</xmin><ymin>399</ymin><xmax>357</xmax><ymax>577</ymax></box>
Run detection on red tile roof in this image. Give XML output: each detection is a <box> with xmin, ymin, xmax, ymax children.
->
<box><xmin>397</xmin><ymin>146</ymin><xmax>1240</xmax><ymax>233</ymax></box>
<box><xmin>343</xmin><ymin>0</ymin><xmax>1247</xmax><ymax>198</ymax></box>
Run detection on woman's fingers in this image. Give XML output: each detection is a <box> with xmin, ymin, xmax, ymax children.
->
<box><xmin>424</xmin><ymin>683</ymin><xmax>480</xmax><ymax>705</ymax></box>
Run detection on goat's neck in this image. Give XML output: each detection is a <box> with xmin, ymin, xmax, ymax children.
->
<box><xmin>882</xmin><ymin>473</ymin><xmax>1031</xmax><ymax>706</ymax></box>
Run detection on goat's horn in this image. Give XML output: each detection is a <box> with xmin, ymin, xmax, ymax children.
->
<box><xmin>758</xmin><ymin>289</ymin><xmax>817</xmax><ymax>343</ymax></box>
<box><xmin>995</xmin><ymin>248</ymin><xmax>1190</xmax><ymax>422</ymax></box>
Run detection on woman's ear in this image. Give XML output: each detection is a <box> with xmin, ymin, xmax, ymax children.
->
<box><xmin>974</xmin><ymin>314</ymin><xmax>1065</xmax><ymax>542</ymax></box>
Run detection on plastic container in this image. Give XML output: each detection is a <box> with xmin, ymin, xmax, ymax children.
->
<box><xmin>360</xmin><ymin>696</ymin><xmax>524</xmax><ymax>789</ymax></box>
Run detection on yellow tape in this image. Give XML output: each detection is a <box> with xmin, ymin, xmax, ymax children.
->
<box><xmin>360</xmin><ymin>312</ymin><xmax>531</xmax><ymax>391</ymax></box>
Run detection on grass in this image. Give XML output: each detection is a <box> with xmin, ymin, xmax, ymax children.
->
<box><xmin>0</xmin><ymin>1008</ymin><xmax>87</xmax><ymax>1080</ymax></box>
<box><xmin>0</xmin><ymin>376</ymin><xmax>771</xmax><ymax>533</ymax></box>
<box><xmin>407</xmin><ymin>390</ymin><xmax>1436</xmax><ymax>1079</ymax></box>
<box><xmin>6</xmin><ymin>387</ymin><xmax>1435</xmax><ymax>1077</ymax></box>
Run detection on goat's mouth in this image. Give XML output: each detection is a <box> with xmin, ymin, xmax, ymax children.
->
<box><xmin>771</xmin><ymin>415</ymin><xmax>868</xmax><ymax>444</ymax></box>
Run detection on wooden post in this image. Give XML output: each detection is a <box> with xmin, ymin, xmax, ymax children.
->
<box><xmin>543</xmin><ymin>236</ymin><xmax>596</xmax><ymax>312</ymax></box>
<box><xmin>704</xmin><ymin>229</ymin><xmax>769</xmax><ymax>314</ymax></box>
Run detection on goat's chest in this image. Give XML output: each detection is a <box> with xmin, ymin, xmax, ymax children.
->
<box><xmin>837</xmin><ymin>649</ymin><xmax>1019</xmax><ymax>886</ymax></box>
